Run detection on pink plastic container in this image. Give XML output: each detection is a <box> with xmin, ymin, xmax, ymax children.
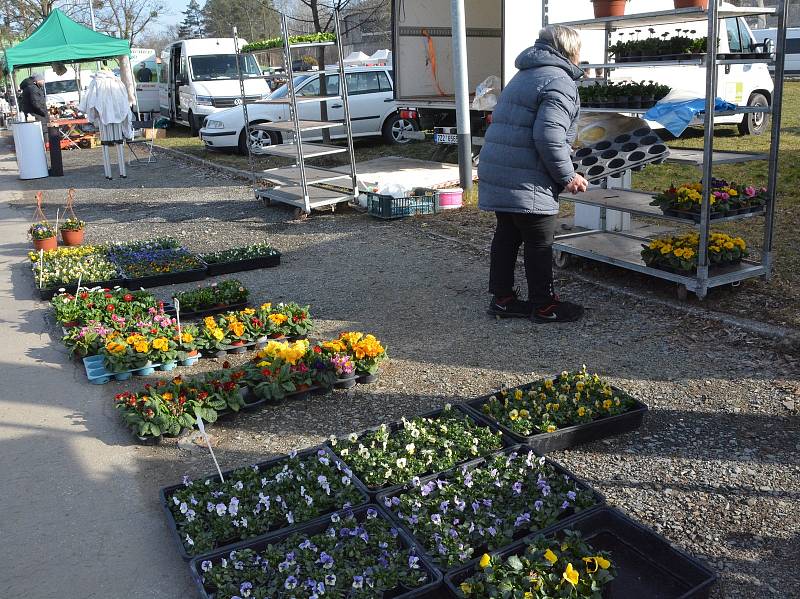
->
<box><xmin>438</xmin><ymin>188</ymin><xmax>463</xmax><ymax>210</ymax></box>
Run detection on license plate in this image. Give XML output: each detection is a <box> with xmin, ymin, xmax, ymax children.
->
<box><xmin>434</xmin><ymin>133</ymin><xmax>459</xmax><ymax>145</ymax></box>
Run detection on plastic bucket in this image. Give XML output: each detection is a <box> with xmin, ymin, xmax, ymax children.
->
<box><xmin>12</xmin><ymin>121</ymin><xmax>48</xmax><ymax>180</ymax></box>
<box><xmin>437</xmin><ymin>188</ymin><xmax>463</xmax><ymax>210</ymax></box>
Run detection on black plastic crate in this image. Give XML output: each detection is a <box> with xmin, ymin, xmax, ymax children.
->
<box><xmin>188</xmin><ymin>504</ymin><xmax>444</xmax><ymax>599</ymax></box>
<box><xmin>327</xmin><ymin>404</ymin><xmax>514</xmax><ymax>499</ymax></box>
<box><xmin>366</xmin><ymin>188</ymin><xmax>438</xmax><ymax>220</ymax></box>
<box><xmin>444</xmin><ymin>506</ymin><xmax>717</xmax><ymax>599</ymax></box>
<box><xmin>122</xmin><ymin>265</ymin><xmax>207</xmax><ymax>290</ymax></box>
<box><xmin>204</xmin><ymin>253</ymin><xmax>281</xmax><ymax>276</ymax></box>
<box><xmin>375</xmin><ymin>444</ymin><xmax>605</xmax><ymax>574</ymax></box>
<box><xmin>36</xmin><ymin>277</ymin><xmax>128</xmax><ymax>300</ymax></box>
<box><xmin>159</xmin><ymin>444</ymin><xmax>370</xmax><ymax>561</ymax></box>
<box><xmin>463</xmin><ymin>380</ymin><xmax>647</xmax><ymax>453</ymax></box>
<box><xmin>163</xmin><ymin>301</ymin><xmax>249</xmax><ymax>320</ymax></box>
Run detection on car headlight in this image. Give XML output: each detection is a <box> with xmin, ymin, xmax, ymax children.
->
<box><xmin>195</xmin><ymin>95</ymin><xmax>214</xmax><ymax>106</ymax></box>
<box><xmin>204</xmin><ymin>120</ymin><xmax>224</xmax><ymax>129</ymax></box>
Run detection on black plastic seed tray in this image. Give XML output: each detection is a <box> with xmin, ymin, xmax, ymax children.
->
<box><xmin>188</xmin><ymin>504</ymin><xmax>444</xmax><ymax>599</ymax></box>
<box><xmin>571</xmin><ymin>127</ymin><xmax>670</xmax><ymax>183</ymax></box>
<box><xmin>445</xmin><ymin>506</ymin><xmax>717</xmax><ymax>599</ymax></box>
<box><xmin>376</xmin><ymin>444</ymin><xmax>605</xmax><ymax>573</ymax></box>
<box><xmin>159</xmin><ymin>444</ymin><xmax>370</xmax><ymax>561</ymax></box>
<box><xmin>36</xmin><ymin>277</ymin><xmax>128</xmax><ymax>300</ymax></box>
<box><xmin>204</xmin><ymin>253</ymin><xmax>281</xmax><ymax>276</ymax></box>
<box><xmin>463</xmin><ymin>380</ymin><xmax>647</xmax><ymax>454</ymax></box>
<box><xmin>163</xmin><ymin>301</ymin><xmax>248</xmax><ymax>320</ymax></box>
<box><xmin>327</xmin><ymin>404</ymin><xmax>514</xmax><ymax>499</ymax></box>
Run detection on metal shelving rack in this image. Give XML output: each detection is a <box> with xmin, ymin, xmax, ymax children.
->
<box><xmin>549</xmin><ymin>2</ymin><xmax>789</xmax><ymax>299</ymax></box>
<box><xmin>237</xmin><ymin>10</ymin><xmax>358</xmax><ymax>216</ymax></box>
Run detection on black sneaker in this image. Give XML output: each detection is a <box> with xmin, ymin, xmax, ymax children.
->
<box><xmin>487</xmin><ymin>293</ymin><xmax>533</xmax><ymax>318</ymax></box>
<box><xmin>532</xmin><ymin>298</ymin><xmax>584</xmax><ymax>323</ymax></box>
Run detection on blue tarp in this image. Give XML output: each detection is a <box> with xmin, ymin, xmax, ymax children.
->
<box><xmin>643</xmin><ymin>97</ymin><xmax>737</xmax><ymax>137</ymax></box>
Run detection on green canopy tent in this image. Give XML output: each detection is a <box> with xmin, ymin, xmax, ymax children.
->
<box><xmin>4</xmin><ymin>9</ymin><xmax>131</xmax><ymax>112</ymax></box>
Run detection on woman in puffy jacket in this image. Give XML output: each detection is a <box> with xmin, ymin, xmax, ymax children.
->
<box><xmin>479</xmin><ymin>25</ymin><xmax>588</xmax><ymax>323</ymax></box>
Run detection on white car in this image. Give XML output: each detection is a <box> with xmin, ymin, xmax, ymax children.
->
<box><xmin>200</xmin><ymin>66</ymin><xmax>418</xmax><ymax>153</ymax></box>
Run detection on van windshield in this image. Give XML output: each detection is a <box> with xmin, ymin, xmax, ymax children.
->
<box><xmin>45</xmin><ymin>80</ymin><xmax>79</xmax><ymax>94</ymax></box>
<box><xmin>190</xmin><ymin>54</ymin><xmax>262</xmax><ymax>81</ymax></box>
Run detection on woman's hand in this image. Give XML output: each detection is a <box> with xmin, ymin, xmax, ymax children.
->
<box><xmin>565</xmin><ymin>173</ymin><xmax>589</xmax><ymax>193</ymax></box>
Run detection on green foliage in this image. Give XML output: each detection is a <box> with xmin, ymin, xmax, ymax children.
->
<box><xmin>241</xmin><ymin>32</ymin><xmax>336</xmax><ymax>53</ymax></box>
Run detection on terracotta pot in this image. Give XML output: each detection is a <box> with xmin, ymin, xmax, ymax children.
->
<box><xmin>61</xmin><ymin>228</ymin><xmax>85</xmax><ymax>246</ymax></box>
<box><xmin>231</xmin><ymin>340</ymin><xmax>246</xmax><ymax>347</ymax></box>
<box><xmin>674</xmin><ymin>0</ymin><xmax>708</xmax><ymax>8</ymax></box>
<box><xmin>186</xmin><ymin>350</ymin><xmax>199</xmax><ymax>357</ymax></box>
<box><xmin>592</xmin><ymin>0</ymin><xmax>627</xmax><ymax>17</ymax></box>
<box><xmin>33</xmin><ymin>235</ymin><xmax>57</xmax><ymax>251</ymax></box>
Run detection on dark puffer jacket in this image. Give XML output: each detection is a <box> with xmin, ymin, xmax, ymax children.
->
<box><xmin>478</xmin><ymin>42</ymin><xmax>583</xmax><ymax>215</ymax></box>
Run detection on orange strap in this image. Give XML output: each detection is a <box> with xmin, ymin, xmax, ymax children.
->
<box><xmin>422</xmin><ymin>28</ymin><xmax>447</xmax><ymax>97</ymax></box>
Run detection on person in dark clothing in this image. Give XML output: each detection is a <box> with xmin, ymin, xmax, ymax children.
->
<box><xmin>478</xmin><ymin>25</ymin><xmax>588</xmax><ymax>323</ymax></box>
<box><xmin>137</xmin><ymin>63</ymin><xmax>153</xmax><ymax>82</ymax></box>
<box><xmin>20</xmin><ymin>73</ymin><xmax>49</xmax><ymax>128</ymax></box>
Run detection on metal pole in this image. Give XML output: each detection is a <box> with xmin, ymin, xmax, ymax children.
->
<box><xmin>450</xmin><ymin>0</ymin><xmax>472</xmax><ymax>190</ymax></box>
<box><xmin>697</xmin><ymin>0</ymin><xmax>720</xmax><ymax>300</ymax></box>
<box><xmin>89</xmin><ymin>0</ymin><xmax>101</xmax><ymax>71</ymax></box>
<box><xmin>763</xmin><ymin>0</ymin><xmax>788</xmax><ymax>277</ymax></box>
<box><xmin>334</xmin><ymin>11</ymin><xmax>358</xmax><ymax>202</ymax></box>
<box><xmin>233</xmin><ymin>27</ymin><xmax>258</xmax><ymax>193</ymax></box>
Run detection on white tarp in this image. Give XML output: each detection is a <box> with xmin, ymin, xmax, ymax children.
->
<box><xmin>343</xmin><ymin>51</ymin><xmax>371</xmax><ymax>65</ymax></box>
<box><xmin>369</xmin><ymin>49</ymin><xmax>392</xmax><ymax>63</ymax></box>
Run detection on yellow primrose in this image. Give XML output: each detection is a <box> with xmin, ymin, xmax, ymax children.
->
<box><xmin>543</xmin><ymin>548</ymin><xmax>558</xmax><ymax>564</ymax></box>
<box><xmin>260</xmin><ymin>302</ymin><xmax>272</xmax><ymax>311</ymax></box>
<box><xmin>212</xmin><ymin>329</ymin><xmax>225</xmax><ymax>341</ymax></box>
<box><xmin>268</xmin><ymin>313</ymin><xmax>288</xmax><ymax>326</ymax></box>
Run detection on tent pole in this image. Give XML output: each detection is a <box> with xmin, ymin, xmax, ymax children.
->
<box><xmin>10</xmin><ymin>70</ymin><xmax>20</xmax><ymax>120</ymax></box>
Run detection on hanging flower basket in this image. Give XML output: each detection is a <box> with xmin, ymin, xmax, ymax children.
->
<box><xmin>59</xmin><ymin>188</ymin><xmax>85</xmax><ymax>246</ymax></box>
<box><xmin>29</xmin><ymin>192</ymin><xmax>57</xmax><ymax>251</ymax></box>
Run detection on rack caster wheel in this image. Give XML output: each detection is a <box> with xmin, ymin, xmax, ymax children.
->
<box><xmin>554</xmin><ymin>251</ymin><xmax>571</xmax><ymax>269</ymax></box>
<box><xmin>676</xmin><ymin>285</ymin><xmax>688</xmax><ymax>302</ymax></box>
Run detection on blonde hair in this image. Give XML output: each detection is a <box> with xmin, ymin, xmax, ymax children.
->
<box><xmin>539</xmin><ymin>25</ymin><xmax>582</xmax><ymax>64</ymax></box>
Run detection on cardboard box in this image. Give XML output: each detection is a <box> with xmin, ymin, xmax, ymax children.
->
<box><xmin>144</xmin><ymin>128</ymin><xmax>166</xmax><ymax>140</ymax></box>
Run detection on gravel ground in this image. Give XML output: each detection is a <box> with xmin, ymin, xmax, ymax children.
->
<box><xmin>7</xmin><ymin>144</ymin><xmax>800</xmax><ymax>598</ymax></box>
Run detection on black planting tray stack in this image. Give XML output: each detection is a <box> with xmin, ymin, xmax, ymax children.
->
<box><xmin>572</xmin><ymin>127</ymin><xmax>670</xmax><ymax>183</ymax></box>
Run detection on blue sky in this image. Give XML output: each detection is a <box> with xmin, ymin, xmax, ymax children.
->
<box><xmin>158</xmin><ymin>0</ymin><xmax>189</xmax><ymax>29</ymax></box>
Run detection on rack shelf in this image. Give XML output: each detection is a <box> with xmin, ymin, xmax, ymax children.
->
<box><xmin>553</xmin><ymin>231</ymin><xmax>766</xmax><ymax>291</ymax></box>
<box><xmin>554</xmin><ymin>6</ymin><xmax>774</xmax><ymax>30</ymax></box>
<box><xmin>258</xmin><ymin>142</ymin><xmax>348</xmax><ymax>159</ymax></box>
<box><xmin>240</xmin><ymin>11</ymin><xmax>357</xmax><ymax>214</ymax></box>
<box><xmin>560</xmin><ymin>189</ymin><xmax>766</xmax><ymax>224</ymax></box>
<box><xmin>253</xmin><ymin>120</ymin><xmax>343</xmax><ymax>133</ymax></box>
<box><xmin>548</xmin><ymin>0</ymin><xmax>787</xmax><ymax>299</ymax></box>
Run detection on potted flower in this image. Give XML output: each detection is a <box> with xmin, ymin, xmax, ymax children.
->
<box><xmin>456</xmin><ymin>532</ymin><xmax>616</xmax><ymax>598</ymax></box>
<box><xmin>197</xmin><ymin>315</ymin><xmax>231</xmax><ymax>357</ymax></box>
<box><xmin>591</xmin><ymin>0</ymin><xmax>629</xmax><ymax>18</ymax></box>
<box><xmin>60</xmin><ymin>218</ymin><xmax>86</xmax><ymax>246</ymax></box>
<box><xmin>175</xmin><ymin>323</ymin><xmax>201</xmax><ymax>365</ymax></box>
<box><xmin>149</xmin><ymin>334</ymin><xmax>180</xmax><ymax>370</ymax></box>
<box><xmin>101</xmin><ymin>337</ymin><xmax>147</xmax><ymax>378</ymax></box>
<box><xmin>114</xmin><ymin>391</ymin><xmax>171</xmax><ymax>444</ymax></box>
<box><xmin>29</xmin><ymin>221</ymin><xmax>57</xmax><ymax>251</ymax></box>
<box><xmin>338</xmin><ymin>331</ymin><xmax>387</xmax><ymax>383</ymax></box>
<box><xmin>675</xmin><ymin>0</ymin><xmax>708</xmax><ymax>10</ymax></box>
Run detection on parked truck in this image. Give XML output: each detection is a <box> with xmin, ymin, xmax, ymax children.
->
<box><xmin>393</xmin><ymin>0</ymin><xmax>775</xmax><ymax>144</ymax></box>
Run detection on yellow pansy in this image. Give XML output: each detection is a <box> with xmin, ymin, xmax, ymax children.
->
<box><xmin>602</xmin><ymin>399</ymin><xmax>613</xmax><ymax>409</ymax></box>
<box><xmin>514</xmin><ymin>389</ymin><xmax>523</xmax><ymax>401</ymax></box>
<box><xmin>519</xmin><ymin>409</ymin><xmax>529</xmax><ymax>418</ymax></box>
<box><xmin>479</xmin><ymin>553</ymin><xmax>491</xmax><ymax>569</ymax></box>
<box><xmin>577</xmin><ymin>406</ymin><xmax>586</xmax><ymax>417</ymax></box>
<box><xmin>546</xmin><ymin>425</ymin><xmax>557</xmax><ymax>433</ymax></box>
<box><xmin>544</xmin><ymin>379</ymin><xmax>553</xmax><ymax>390</ymax></box>
<box><xmin>508</xmin><ymin>409</ymin><xmax>519</xmax><ymax>421</ymax></box>
<box><xmin>543</xmin><ymin>548</ymin><xmax>557</xmax><ymax>564</ymax></box>
<box><xmin>563</xmin><ymin>563</ymin><xmax>579</xmax><ymax>586</ymax></box>
<box><xmin>460</xmin><ymin>582</ymin><xmax>472</xmax><ymax>594</ymax></box>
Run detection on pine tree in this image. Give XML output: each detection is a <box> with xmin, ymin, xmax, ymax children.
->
<box><xmin>178</xmin><ymin>0</ymin><xmax>204</xmax><ymax>39</ymax></box>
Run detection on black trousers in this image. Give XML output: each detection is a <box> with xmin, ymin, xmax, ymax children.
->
<box><xmin>489</xmin><ymin>211</ymin><xmax>557</xmax><ymax>305</ymax></box>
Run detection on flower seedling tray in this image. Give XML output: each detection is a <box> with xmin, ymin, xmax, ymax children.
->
<box><xmin>160</xmin><ymin>444</ymin><xmax>371</xmax><ymax>561</ymax></box>
<box><xmin>188</xmin><ymin>504</ymin><xmax>443</xmax><ymax>599</ymax></box>
<box><xmin>204</xmin><ymin>253</ymin><xmax>281</xmax><ymax>276</ymax></box>
<box><xmin>376</xmin><ymin>444</ymin><xmax>605</xmax><ymax>574</ymax></box>
<box><xmin>328</xmin><ymin>404</ymin><xmax>515</xmax><ymax>500</ymax></box>
<box><xmin>464</xmin><ymin>382</ymin><xmax>648</xmax><ymax>454</ymax></box>
<box><xmin>82</xmin><ymin>354</ymin><xmax>180</xmax><ymax>384</ymax></box>
<box><xmin>37</xmin><ymin>277</ymin><xmax>128</xmax><ymax>301</ymax></box>
<box><xmin>571</xmin><ymin>127</ymin><xmax>670</xmax><ymax>183</ymax></box>
<box><xmin>445</xmin><ymin>506</ymin><xmax>717</xmax><ymax>599</ymax></box>
<box><xmin>163</xmin><ymin>301</ymin><xmax>249</xmax><ymax>320</ymax></box>
<box><xmin>661</xmin><ymin>206</ymin><xmax>765</xmax><ymax>223</ymax></box>
<box><xmin>121</xmin><ymin>265</ymin><xmax>208</xmax><ymax>290</ymax></box>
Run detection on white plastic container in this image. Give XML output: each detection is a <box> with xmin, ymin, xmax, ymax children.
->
<box><xmin>11</xmin><ymin>120</ymin><xmax>48</xmax><ymax>179</ymax></box>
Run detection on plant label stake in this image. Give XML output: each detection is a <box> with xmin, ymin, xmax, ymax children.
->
<box><xmin>55</xmin><ymin>208</ymin><xmax>60</xmax><ymax>233</ymax></box>
<box><xmin>38</xmin><ymin>249</ymin><xmax>44</xmax><ymax>288</ymax></box>
<box><xmin>174</xmin><ymin>298</ymin><xmax>182</xmax><ymax>342</ymax></box>
<box><xmin>74</xmin><ymin>273</ymin><xmax>82</xmax><ymax>301</ymax></box>
<box><xmin>196</xmin><ymin>415</ymin><xmax>224</xmax><ymax>482</ymax></box>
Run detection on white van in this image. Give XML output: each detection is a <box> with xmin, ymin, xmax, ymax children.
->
<box><xmin>158</xmin><ymin>38</ymin><xmax>271</xmax><ymax>134</ymax></box>
<box><xmin>752</xmin><ymin>27</ymin><xmax>800</xmax><ymax>75</ymax></box>
<box><xmin>44</xmin><ymin>68</ymin><xmax>85</xmax><ymax>106</ymax></box>
<box><xmin>131</xmin><ymin>47</ymin><xmax>160</xmax><ymax>113</ymax></box>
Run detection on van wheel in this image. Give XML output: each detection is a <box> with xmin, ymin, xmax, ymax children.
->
<box><xmin>189</xmin><ymin>111</ymin><xmax>200</xmax><ymax>136</ymax></box>
<box><xmin>382</xmin><ymin>113</ymin><xmax>418</xmax><ymax>145</ymax></box>
<box><xmin>738</xmin><ymin>92</ymin><xmax>770</xmax><ymax>136</ymax></box>
<box><xmin>238</xmin><ymin>121</ymin><xmax>282</xmax><ymax>155</ymax></box>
